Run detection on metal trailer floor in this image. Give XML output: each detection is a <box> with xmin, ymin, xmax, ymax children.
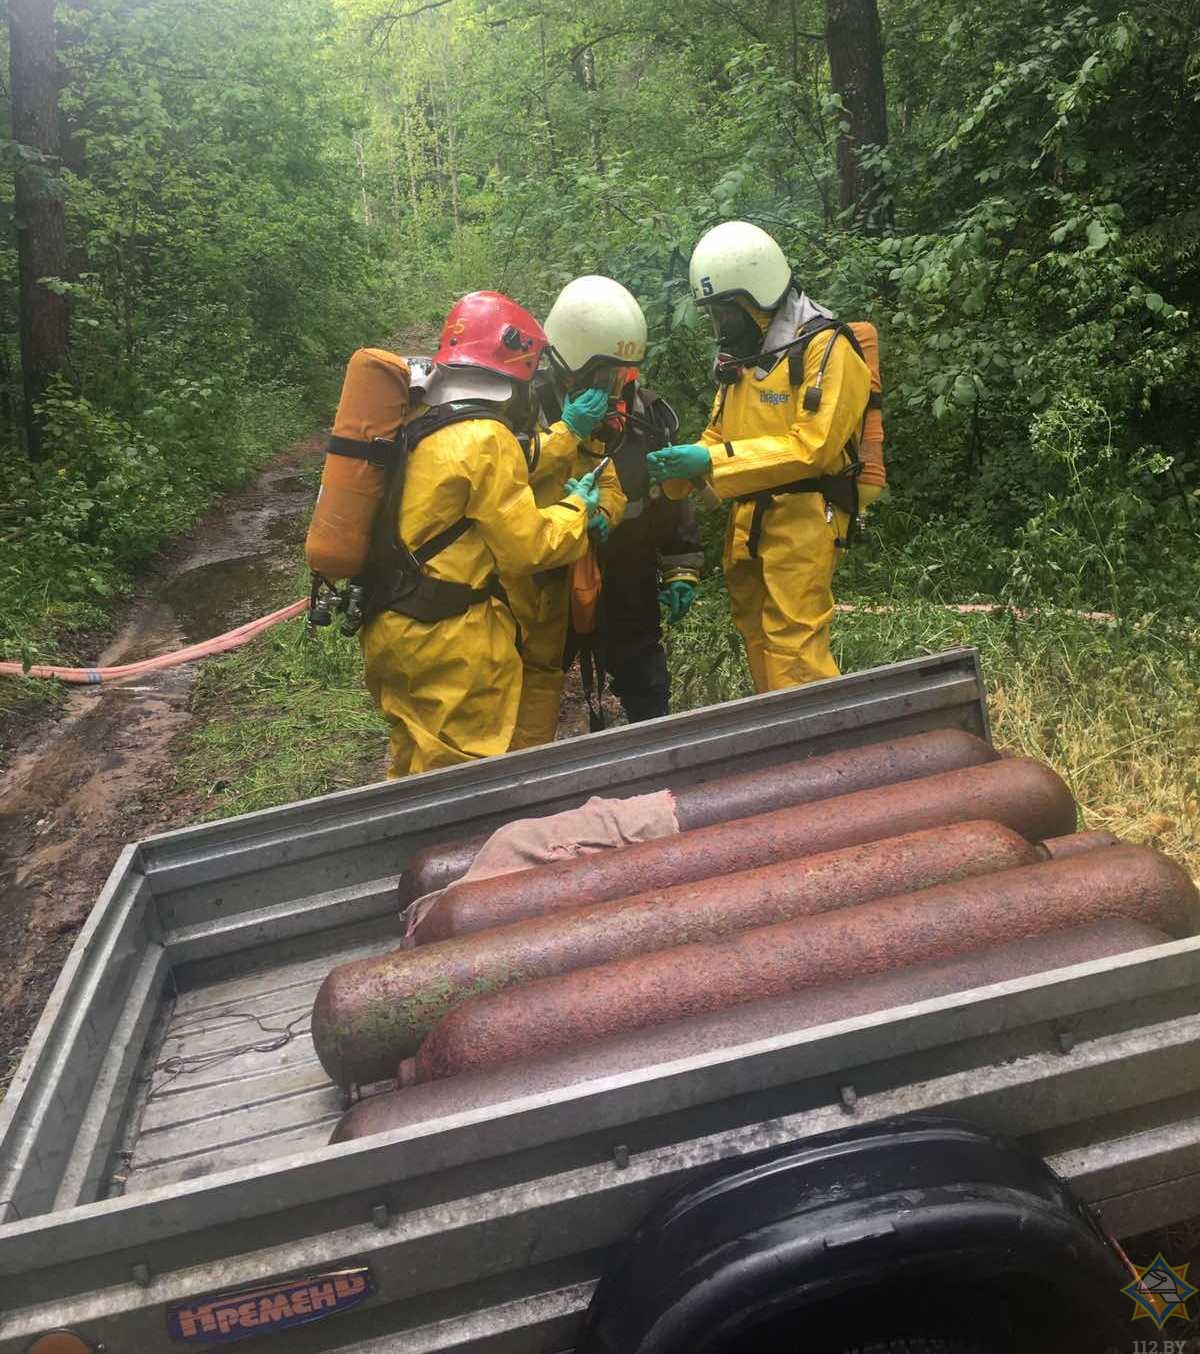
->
<box><xmin>123</xmin><ymin>934</ymin><xmax>388</xmax><ymax>1196</ymax></box>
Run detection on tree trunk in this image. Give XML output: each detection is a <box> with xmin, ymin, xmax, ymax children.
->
<box><xmin>574</xmin><ymin>44</ymin><xmax>604</xmax><ymax>174</ymax></box>
<box><xmin>402</xmin><ymin>106</ymin><xmax>421</xmax><ymax>218</ymax></box>
<box><xmin>824</xmin><ymin>0</ymin><xmax>888</xmax><ymax>228</ymax></box>
<box><xmin>9</xmin><ymin>0</ymin><xmax>70</xmax><ymax>459</ymax></box>
<box><xmin>354</xmin><ymin>132</ymin><xmax>372</xmax><ymax>227</ymax></box>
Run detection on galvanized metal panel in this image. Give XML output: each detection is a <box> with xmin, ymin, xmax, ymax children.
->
<box><xmin>164</xmin><ymin>875</ymin><xmax>401</xmax><ymax>966</ymax></box>
<box><xmin>53</xmin><ymin>948</ymin><xmax>169</xmax><ymax>1210</ymax></box>
<box><xmin>2</xmin><ymin>937</ymin><xmax>1199</xmax><ymax>1298</ymax></box>
<box><xmin>1</xmin><ymin>1005</ymin><xmax>1197</xmax><ymax>1352</ymax></box>
<box><xmin>321</xmin><ymin>1283</ymin><xmax>596</xmax><ymax>1354</ymax></box>
<box><xmin>0</xmin><ymin>850</ymin><xmax>158</xmax><ymax>1222</ymax></box>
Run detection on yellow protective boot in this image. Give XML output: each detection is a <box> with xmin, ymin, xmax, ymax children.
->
<box><xmin>507</xmin><ymin>570</ymin><xmax>571</xmax><ymax>750</ymax></box>
<box><xmin>723</xmin><ymin>497</ymin><xmax>846</xmax><ymax>692</ymax></box>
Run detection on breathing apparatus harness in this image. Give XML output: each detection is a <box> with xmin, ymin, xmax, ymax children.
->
<box><xmin>715</xmin><ymin>315</ymin><xmax>871</xmax><ymax>553</ymax></box>
<box><xmin>309</xmin><ymin>402</ymin><xmax>540</xmax><ymax>635</ymax></box>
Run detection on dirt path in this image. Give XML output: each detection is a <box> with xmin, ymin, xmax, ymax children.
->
<box><xmin>0</xmin><ymin>439</ymin><xmax>321</xmax><ymax>1088</ymax></box>
<box><xmin>0</xmin><ymin>416</ymin><xmax>630</xmax><ymax>1088</ymax></box>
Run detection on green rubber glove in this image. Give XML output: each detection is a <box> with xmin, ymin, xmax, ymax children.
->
<box><xmin>658</xmin><ymin>579</ymin><xmax>697</xmax><ymax>624</ymax></box>
<box><xmin>561</xmin><ymin>387</ymin><xmax>610</xmax><ymax>439</ymax></box>
<box><xmin>588</xmin><ymin>509</ymin><xmax>610</xmax><ymax>543</ymax></box>
<box><xmin>646</xmin><ymin>443</ymin><xmax>712</xmax><ymax>484</ymax></box>
<box><xmin>564</xmin><ymin>472</ymin><xmax>601</xmax><ymax>515</ymax></box>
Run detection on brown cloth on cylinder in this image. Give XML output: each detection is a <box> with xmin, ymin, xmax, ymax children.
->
<box><xmin>404</xmin><ymin>790</ymin><xmax>680</xmax><ymax>942</ymax></box>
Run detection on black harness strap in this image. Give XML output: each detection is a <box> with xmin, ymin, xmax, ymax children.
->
<box><xmin>740</xmin><ymin>321</ymin><xmax>868</xmax><ymax>557</ymax></box>
<box><xmin>325</xmin><ymin>434</ymin><xmax>399</xmax><ymax>466</ymax></box>
<box><xmin>362</xmin><ymin>403</ymin><xmax>521</xmax><ymax>624</ymax></box>
<box><xmin>413</xmin><ymin>516</ymin><xmax>474</xmax><ymax>564</ymax></box>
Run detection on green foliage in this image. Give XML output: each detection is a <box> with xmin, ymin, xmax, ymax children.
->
<box><xmin>5</xmin><ymin>0</ymin><xmax>1200</xmax><ymax>760</ymax></box>
<box><xmin>1</xmin><ymin>0</ymin><xmax>390</xmax><ymax>660</ymax></box>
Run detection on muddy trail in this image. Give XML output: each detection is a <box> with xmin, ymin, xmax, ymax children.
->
<box><xmin>0</xmin><ymin>439</ymin><xmax>321</xmax><ymax>1088</ymax></box>
<box><xmin>0</xmin><ymin>432</ymin><xmax>622</xmax><ymax>1088</ymax></box>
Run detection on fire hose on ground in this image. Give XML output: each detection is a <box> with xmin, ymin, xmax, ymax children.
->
<box><xmin>0</xmin><ymin>597</ymin><xmax>1118</xmax><ymax>687</ymax></box>
<box><xmin>0</xmin><ymin>600</ymin><xmax>308</xmax><ymax>685</ymax></box>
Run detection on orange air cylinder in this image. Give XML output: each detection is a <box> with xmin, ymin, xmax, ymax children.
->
<box><xmin>304</xmin><ymin>347</ymin><xmax>411</xmax><ymax>580</ymax></box>
<box><xmin>849</xmin><ymin>320</ymin><xmax>884</xmax><ymax>508</ymax></box>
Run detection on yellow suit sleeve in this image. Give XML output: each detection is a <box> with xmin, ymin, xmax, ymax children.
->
<box><xmin>660</xmin><ymin>393</ymin><xmax>722</xmax><ymax>502</ymax></box>
<box><xmin>707</xmin><ymin>335</ymin><xmax>870</xmax><ymax>499</ymax></box>
<box><xmin>583</xmin><ymin>449</ymin><xmax>627</xmax><ymax>528</ymax></box>
<box><xmin>530</xmin><ymin>425</ymin><xmax>626</xmax><ymax>526</ymax></box>
<box><xmin>467</xmin><ymin>422</ymin><xmax>590</xmax><ymax>575</ymax></box>
<box><xmin>531</xmin><ymin>421</ymin><xmax>579</xmax><ymax>491</ymax></box>
<box><xmin>698</xmin><ymin>390</ymin><xmax>724</xmax><ymax>449</ymax></box>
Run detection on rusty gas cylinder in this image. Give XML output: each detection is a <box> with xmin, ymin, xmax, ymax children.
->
<box><xmin>412</xmin><ymin>756</ymin><xmax>1077</xmax><ymax>945</ymax></box>
<box><xmin>397</xmin><ymin>728</ymin><xmax>998</xmax><ymax>910</ymax></box>
<box><xmin>330</xmin><ymin>917</ymin><xmax>1166</xmax><ymax>1143</ymax></box>
<box><xmin>413</xmin><ymin>844</ymin><xmax>1198</xmax><ymax>1083</ymax></box>
<box><xmin>313</xmin><ymin>817</ymin><xmax>1043</xmax><ymax>1086</ymax></box>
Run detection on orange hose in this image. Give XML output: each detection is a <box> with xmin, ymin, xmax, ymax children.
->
<box><xmin>0</xmin><ymin>599</ymin><xmax>308</xmax><ymax>685</ymax></box>
<box><xmin>1</xmin><ymin>598</ymin><xmax>1117</xmax><ymax>688</ymax></box>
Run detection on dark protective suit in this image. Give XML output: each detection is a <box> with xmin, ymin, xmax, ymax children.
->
<box><xmin>578</xmin><ymin>385</ymin><xmax>704</xmax><ymax>723</ymax></box>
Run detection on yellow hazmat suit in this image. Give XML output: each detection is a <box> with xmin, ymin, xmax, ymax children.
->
<box><xmin>692</xmin><ymin>331</ymin><xmax>869</xmax><ymax>692</ymax></box>
<box><xmin>505</xmin><ymin>422</ymin><xmax>626</xmax><ymax>749</ymax></box>
<box><xmin>361</xmin><ymin>418</ymin><xmax>590</xmax><ymax>778</ymax></box>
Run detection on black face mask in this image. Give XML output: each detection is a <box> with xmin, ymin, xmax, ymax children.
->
<box><xmin>504</xmin><ymin>381</ymin><xmax>536</xmax><ymax>436</ymax></box>
<box><xmin>711</xmin><ymin>301</ymin><xmax>766</xmax><ymax>363</ymax></box>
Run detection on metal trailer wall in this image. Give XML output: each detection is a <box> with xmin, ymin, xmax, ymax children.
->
<box><xmin>0</xmin><ymin>650</ymin><xmax>1197</xmax><ymax>1353</ymax></box>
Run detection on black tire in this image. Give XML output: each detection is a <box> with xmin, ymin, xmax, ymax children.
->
<box><xmin>841</xmin><ymin>1342</ymin><xmax>982</xmax><ymax>1354</ymax></box>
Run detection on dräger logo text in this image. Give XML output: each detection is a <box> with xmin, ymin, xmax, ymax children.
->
<box><xmin>759</xmin><ymin>391</ymin><xmax>789</xmax><ymax>405</ymax></box>
<box><xmin>168</xmin><ymin>1267</ymin><xmax>374</xmax><ymax>1344</ymax></box>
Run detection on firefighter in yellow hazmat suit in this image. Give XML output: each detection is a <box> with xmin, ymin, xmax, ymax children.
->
<box><xmin>359</xmin><ymin>291</ymin><xmax>598</xmax><ymax>778</ymax></box>
<box><xmin>505</xmin><ymin>276</ymin><xmax>637</xmax><ymax>749</ymax></box>
<box><xmin>647</xmin><ymin>221</ymin><xmax>871</xmax><ymax>692</ymax></box>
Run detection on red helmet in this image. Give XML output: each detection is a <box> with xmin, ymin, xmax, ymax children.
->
<box><xmin>433</xmin><ymin>291</ymin><xmax>547</xmax><ymax>384</ymax></box>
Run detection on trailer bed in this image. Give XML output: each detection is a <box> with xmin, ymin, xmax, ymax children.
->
<box><xmin>2</xmin><ymin>650</ymin><xmax>1199</xmax><ymax>1354</ymax></box>
<box><xmin>122</xmin><ymin>934</ymin><xmax>385</xmax><ymax>1195</ymax></box>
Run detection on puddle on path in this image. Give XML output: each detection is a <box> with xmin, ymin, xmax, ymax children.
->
<box><xmin>160</xmin><ymin>548</ymin><xmax>300</xmax><ymax>642</ymax></box>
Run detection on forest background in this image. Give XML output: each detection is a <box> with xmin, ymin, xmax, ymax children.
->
<box><xmin>2</xmin><ymin>0</ymin><xmax>1200</xmax><ymax>864</ymax></box>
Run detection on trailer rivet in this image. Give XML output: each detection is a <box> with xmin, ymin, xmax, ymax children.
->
<box><xmin>131</xmin><ymin>1262</ymin><xmax>151</xmax><ymax>1287</ymax></box>
<box><xmin>1056</xmin><ymin>1028</ymin><xmax>1075</xmax><ymax>1054</ymax></box>
<box><xmin>612</xmin><ymin>1144</ymin><xmax>630</xmax><ymax>1170</ymax></box>
<box><xmin>840</xmin><ymin>1084</ymin><xmax>858</xmax><ymax>1114</ymax></box>
<box><xmin>370</xmin><ymin>1202</ymin><xmax>390</xmax><ymax>1228</ymax></box>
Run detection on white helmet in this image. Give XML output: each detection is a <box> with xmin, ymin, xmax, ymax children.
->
<box><xmin>689</xmin><ymin>221</ymin><xmax>792</xmax><ymax>310</ymax></box>
<box><xmin>544</xmin><ymin>275</ymin><xmax>647</xmax><ymax>379</ymax></box>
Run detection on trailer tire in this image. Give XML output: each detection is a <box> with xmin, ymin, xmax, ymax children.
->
<box><xmin>841</xmin><ymin>1341</ymin><xmax>982</xmax><ymax>1354</ymax></box>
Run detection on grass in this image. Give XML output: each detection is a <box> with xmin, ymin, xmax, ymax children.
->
<box><xmin>668</xmin><ymin>578</ymin><xmax>1200</xmax><ymax>877</ymax></box>
<box><xmin>0</xmin><ymin>598</ymin><xmax>110</xmax><ymax>757</ymax></box>
<box><xmin>181</xmin><ymin>570</ymin><xmax>384</xmax><ymax>818</ymax></box>
<box><xmin>181</xmin><ymin>567</ymin><xmax>1200</xmax><ymax>885</ymax></box>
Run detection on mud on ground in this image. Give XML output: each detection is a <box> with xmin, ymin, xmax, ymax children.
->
<box><xmin>0</xmin><ymin>426</ymin><xmax>634</xmax><ymax>1090</ymax></box>
<box><xmin>0</xmin><ymin>440</ymin><xmax>322</xmax><ymax>1090</ymax></box>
